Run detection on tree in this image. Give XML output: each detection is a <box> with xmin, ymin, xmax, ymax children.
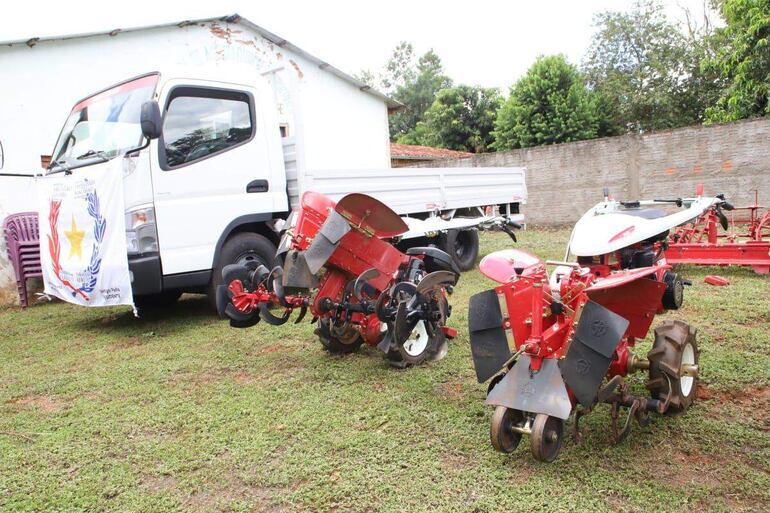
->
<box><xmin>389</xmin><ymin>50</ymin><xmax>453</xmax><ymax>139</ymax></box>
<box><xmin>705</xmin><ymin>0</ymin><xmax>770</xmax><ymax>122</ymax></box>
<box><xmin>584</xmin><ymin>0</ymin><xmax>708</xmax><ymax>132</ymax></box>
<box><xmin>357</xmin><ymin>43</ymin><xmax>452</xmax><ymax>140</ymax></box>
<box><xmin>399</xmin><ymin>85</ymin><xmax>502</xmax><ymax>153</ymax></box>
<box><xmin>492</xmin><ymin>55</ymin><xmax>607</xmax><ymax>150</ymax></box>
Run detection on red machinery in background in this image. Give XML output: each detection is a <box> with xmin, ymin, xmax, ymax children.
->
<box><xmin>217</xmin><ymin>191</ymin><xmax>461</xmax><ymax>367</ymax></box>
<box><xmin>666</xmin><ymin>191</ymin><xmax>770</xmax><ymax>275</ymax></box>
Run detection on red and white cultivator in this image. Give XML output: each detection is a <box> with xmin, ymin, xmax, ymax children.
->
<box><xmin>666</xmin><ymin>191</ymin><xmax>770</xmax><ymax>275</ymax></box>
<box><xmin>469</xmin><ymin>191</ymin><xmax>712</xmax><ymax>462</ymax></box>
<box><xmin>217</xmin><ymin>191</ymin><xmax>461</xmax><ymax>367</ymax></box>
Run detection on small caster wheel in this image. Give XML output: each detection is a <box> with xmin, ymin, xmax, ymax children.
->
<box><xmin>490</xmin><ymin>406</ymin><xmax>523</xmax><ymax>453</ymax></box>
<box><xmin>530</xmin><ymin>413</ymin><xmax>564</xmax><ymax>462</ymax></box>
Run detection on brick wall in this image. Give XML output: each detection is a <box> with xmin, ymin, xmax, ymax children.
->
<box><xmin>416</xmin><ymin>117</ymin><xmax>770</xmax><ymax>226</ymax></box>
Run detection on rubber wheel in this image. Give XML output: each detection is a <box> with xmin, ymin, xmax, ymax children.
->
<box><xmin>530</xmin><ymin>413</ymin><xmax>564</xmax><ymax>462</ymax></box>
<box><xmin>440</xmin><ymin>229</ymin><xmax>479</xmax><ymax>272</ymax></box>
<box><xmin>490</xmin><ymin>406</ymin><xmax>523</xmax><ymax>453</ymax></box>
<box><xmin>208</xmin><ymin>233</ymin><xmax>277</xmax><ymax>311</ymax></box>
<box><xmin>646</xmin><ymin>320</ymin><xmax>699</xmax><ymax>414</ymax></box>
<box><xmin>316</xmin><ymin>319</ymin><xmax>364</xmax><ymax>354</ymax></box>
<box><xmin>662</xmin><ymin>271</ymin><xmax>684</xmax><ymax>310</ymax></box>
<box><xmin>134</xmin><ymin>290</ymin><xmax>182</xmax><ymax>310</ymax></box>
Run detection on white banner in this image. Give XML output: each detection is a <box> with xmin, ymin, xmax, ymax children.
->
<box><xmin>37</xmin><ymin>159</ymin><xmax>134</xmax><ymax>309</ymax></box>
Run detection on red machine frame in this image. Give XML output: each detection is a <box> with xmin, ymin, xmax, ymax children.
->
<box><xmin>666</xmin><ymin>192</ymin><xmax>770</xmax><ymax>275</ymax></box>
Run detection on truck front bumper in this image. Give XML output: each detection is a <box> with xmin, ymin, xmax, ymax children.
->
<box><xmin>128</xmin><ymin>253</ymin><xmax>163</xmax><ymax>296</ymax></box>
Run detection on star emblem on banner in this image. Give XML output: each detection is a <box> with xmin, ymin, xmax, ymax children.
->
<box><xmin>64</xmin><ymin>215</ymin><xmax>86</xmax><ymax>260</ymax></box>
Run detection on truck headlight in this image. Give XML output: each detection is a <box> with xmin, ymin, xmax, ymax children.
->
<box><xmin>126</xmin><ymin>206</ymin><xmax>159</xmax><ymax>255</ymax></box>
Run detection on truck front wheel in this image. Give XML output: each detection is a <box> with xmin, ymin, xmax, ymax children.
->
<box><xmin>440</xmin><ymin>229</ymin><xmax>479</xmax><ymax>272</ymax></box>
<box><xmin>209</xmin><ymin>232</ymin><xmax>278</xmax><ymax>312</ymax></box>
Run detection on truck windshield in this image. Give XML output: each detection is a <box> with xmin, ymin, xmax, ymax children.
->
<box><xmin>51</xmin><ymin>74</ymin><xmax>159</xmax><ymax>170</ymax></box>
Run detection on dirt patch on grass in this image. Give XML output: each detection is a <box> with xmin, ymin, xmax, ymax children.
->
<box><xmin>440</xmin><ymin>450</ymin><xmax>475</xmax><ymax>473</ymax></box>
<box><xmin>697</xmin><ymin>383</ymin><xmax>770</xmax><ymax>403</ymax></box>
<box><xmin>233</xmin><ymin>371</ymin><xmax>256</xmax><ymax>384</ymax></box>
<box><xmin>654</xmin><ymin>448</ymin><xmax>724</xmax><ymax>488</ymax></box>
<box><xmin>8</xmin><ymin>394</ymin><xmax>64</xmax><ymax>413</ymax></box>
<box><xmin>697</xmin><ymin>384</ymin><xmax>770</xmax><ymax>423</ymax></box>
<box><xmin>183</xmin><ymin>470</ymin><xmax>288</xmax><ymax>513</ymax></box>
<box><xmin>112</xmin><ymin>336</ymin><xmax>151</xmax><ymax>349</ymax></box>
<box><xmin>143</xmin><ymin>474</ymin><xmax>179</xmax><ymax>493</ymax></box>
<box><xmin>437</xmin><ymin>381</ymin><xmax>465</xmax><ymax>400</ymax></box>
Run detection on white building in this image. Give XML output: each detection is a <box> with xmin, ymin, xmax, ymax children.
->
<box><xmin>0</xmin><ymin>14</ymin><xmax>398</xmax><ymax>303</ymax></box>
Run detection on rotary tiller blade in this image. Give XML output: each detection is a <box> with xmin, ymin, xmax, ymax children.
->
<box><xmin>377</xmin><ymin>323</ymin><xmax>395</xmax><ymax>353</ymax></box>
<box><xmin>394</xmin><ymin>300</ymin><xmax>420</xmax><ymax>345</ymax></box>
<box><xmin>293</xmin><ymin>304</ymin><xmax>308</xmax><ymax>324</ymax></box>
<box><xmin>251</xmin><ymin>264</ymin><xmax>270</xmax><ymax>288</ymax></box>
<box><xmin>216</xmin><ymin>284</ymin><xmax>231</xmax><ymax>318</ymax></box>
<box><xmin>224</xmin><ymin>302</ymin><xmax>260</xmax><ymax>327</ymax></box>
<box><xmin>222</xmin><ymin>264</ymin><xmax>251</xmax><ymax>287</ymax></box>
<box><xmin>268</xmin><ymin>266</ymin><xmax>288</xmax><ymax>305</ymax></box>
<box><xmin>258</xmin><ymin>302</ymin><xmax>292</xmax><ymax>326</ymax></box>
<box><xmin>416</xmin><ymin>270</ymin><xmax>457</xmax><ymax>294</ymax></box>
<box><xmin>353</xmin><ymin>268</ymin><xmax>380</xmax><ymax>300</ymax></box>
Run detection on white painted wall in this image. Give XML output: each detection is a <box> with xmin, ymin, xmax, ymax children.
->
<box><xmin>0</xmin><ymin>19</ymin><xmax>392</xmax><ymax>303</ymax></box>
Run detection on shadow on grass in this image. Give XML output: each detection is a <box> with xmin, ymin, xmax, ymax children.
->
<box><xmin>70</xmin><ymin>294</ymin><xmax>221</xmax><ymax>335</ymax></box>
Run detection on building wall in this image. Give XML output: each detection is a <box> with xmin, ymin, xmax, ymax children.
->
<box><xmin>0</xmin><ymin>20</ymin><xmax>391</xmax><ymax>304</ymax></box>
<box><xmin>416</xmin><ymin>118</ymin><xmax>770</xmax><ymax>225</ymax></box>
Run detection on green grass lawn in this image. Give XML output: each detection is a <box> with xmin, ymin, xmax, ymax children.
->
<box><xmin>1</xmin><ymin>229</ymin><xmax>768</xmax><ymax>512</ymax></box>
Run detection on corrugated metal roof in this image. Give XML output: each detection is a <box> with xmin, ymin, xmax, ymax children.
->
<box><xmin>0</xmin><ymin>13</ymin><xmax>401</xmax><ymax>110</ymax></box>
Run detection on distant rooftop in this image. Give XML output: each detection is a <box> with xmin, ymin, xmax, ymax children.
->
<box><xmin>390</xmin><ymin>143</ymin><xmax>473</xmax><ymax>161</ymax></box>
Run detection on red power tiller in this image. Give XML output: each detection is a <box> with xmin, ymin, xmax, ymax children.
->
<box><xmin>470</xmin><ymin>190</ymin><xmax>712</xmax><ymax>462</ymax></box>
<box><xmin>217</xmin><ymin>191</ymin><xmax>461</xmax><ymax>367</ymax></box>
<box><xmin>666</xmin><ymin>190</ymin><xmax>770</xmax><ymax>275</ymax></box>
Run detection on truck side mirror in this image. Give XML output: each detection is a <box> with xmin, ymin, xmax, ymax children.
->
<box><xmin>140</xmin><ymin>101</ymin><xmax>162</xmax><ymax>140</ymax></box>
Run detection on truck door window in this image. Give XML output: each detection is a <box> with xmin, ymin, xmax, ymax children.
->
<box><xmin>160</xmin><ymin>87</ymin><xmax>255</xmax><ymax>169</ymax></box>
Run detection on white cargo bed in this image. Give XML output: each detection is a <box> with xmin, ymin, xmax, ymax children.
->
<box><xmin>283</xmin><ymin>138</ymin><xmax>527</xmax><ymax>215</ymax></box>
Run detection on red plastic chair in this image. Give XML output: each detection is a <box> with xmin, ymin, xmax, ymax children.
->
<box><xmin>3</xmin><ymin>212</ymin><xmax>42</xmax><ymax>308</ymax></box>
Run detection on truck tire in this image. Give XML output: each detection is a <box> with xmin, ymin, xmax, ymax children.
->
<box><xmin>208</xmin><ymin>232</ymin><xmax>278</xmax><ymax>311</ymax></box>
<box><xmin>440</xmin><ymin>229</ymin><xmax>479</xmax><ymax>272</ymax></box>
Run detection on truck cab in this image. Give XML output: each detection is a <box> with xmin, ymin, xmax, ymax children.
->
<box><xmin>49</xmin><ymin>69</ymin><xmax>290</xmax><ymax>306</ymax></box>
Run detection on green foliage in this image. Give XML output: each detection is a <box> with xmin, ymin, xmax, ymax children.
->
<box><xmin>399</xmin><ymin>85</ymin><xmax>502</xmax><ymax>153</ymax></box>
<box><xmin>705</xmin><ymin>0</ymin><xmax>770</xmax><ymax>122</ymax></box>
<box><xmin>492</xmin><ymin>55</ymin><xmax>607</xmax><ymax>150</ymax></box>
<box><xmin>390</xmin><ymin>50</ymin><xmax>453</xmax><ymax>140</ymax></box>
<box><xmin>584</xmin><ymin>0</ymin><xmax>722</xmax><ymax>131</ymax></box>
<box><xmin>359</xmin><ymin>42</ymin><xmax>452</xmax><ymax>140</ymax></box>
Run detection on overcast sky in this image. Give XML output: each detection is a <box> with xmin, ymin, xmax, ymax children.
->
<box><xmin>1</xmin><ymin>0</ymin><xmax>715</xmax><ymax>91</ymax></box>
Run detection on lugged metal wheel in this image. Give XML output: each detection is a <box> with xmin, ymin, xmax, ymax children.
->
<box><xmin>490</xmin><ymin>406</ymin><xmax>523</xmax><ymax>453</ymax></box>
<box><xmin>530</xmin><ymin>413</ymin><xmax>564</xmax><ymax>463</ymax></box>
<box><xmin>646</xmin><ymin>320</ymin><xmax>699</xmax><ymax>414</ymax></box>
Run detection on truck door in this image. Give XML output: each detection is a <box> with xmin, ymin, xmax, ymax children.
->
<box><xmin>149</xmin><ymin>79</ymin><xmax>285</xmax><ymax>276</ymax></box>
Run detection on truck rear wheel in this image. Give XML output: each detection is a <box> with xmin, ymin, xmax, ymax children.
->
<box><xmin>209</xmin><ymin>232</ymin><xmax>278</xmax><ymax>312</ymax></box>
<box><xmin>440</xmin><ymin>229</ymin><xmax>479</xmax><ymax>272</ymax></box>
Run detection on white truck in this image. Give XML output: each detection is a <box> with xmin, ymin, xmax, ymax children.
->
<box><xmin>46</xmin><ymin>68</ymin><xmax>526</xmax><ymax>307</ymax></box>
